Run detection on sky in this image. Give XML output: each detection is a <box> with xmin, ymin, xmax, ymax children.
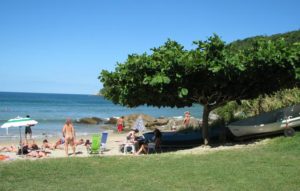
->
<box><xmin>0</xmin><ymin>0</ymin><xmax>299</xmax><ymax>95</ymax></box>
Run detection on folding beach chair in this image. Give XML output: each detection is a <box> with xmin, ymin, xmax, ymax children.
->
<box><xmin>147</xmin><ymin>136</ymin><xmax>162</xmax><ymax>154</ymax></box>
<box><xmin>89</xmin><ymin>134</ymin><xmax>101</xmax><ymax>154</ymax></box>
<box><xmin>100</xmin><ymin>132</ymin><xmax>108</xmax><ymax>153</ymax></box>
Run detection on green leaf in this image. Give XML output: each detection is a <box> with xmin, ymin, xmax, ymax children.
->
<box><xmin>179</xmin><ymin>88</ymin><xmax>188</xmax><ymax>98</ymax></box>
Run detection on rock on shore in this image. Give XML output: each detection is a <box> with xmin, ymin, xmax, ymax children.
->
<box><xmin>75</xmin><ymin>117</ymin><xmax>104</xmax><ymax>124</ymax></box>
<box><xmin>76</xmin><ymin>113</ymin><xmax>204</xmax><ymax>131</ymax></box>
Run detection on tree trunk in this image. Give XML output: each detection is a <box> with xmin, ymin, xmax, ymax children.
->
<box><xmin>202</xmin><ymin>104</ymin><xmax>210</xmax><ymax>145</ymax></box>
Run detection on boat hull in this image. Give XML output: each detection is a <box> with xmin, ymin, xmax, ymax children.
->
<box><xmin>143</xmin><ymin>131</ymin><xmax>202</xmax><ymax>146</ymax></box>
<box><xmin>228</xmin><ymin>122</ymin><xmax>283</xmax><ymax>137</ymax></box>
<box><xmin>228</xmin><ymin>104</ymin><xmax>300</xmax><ymax>137</ymax></box>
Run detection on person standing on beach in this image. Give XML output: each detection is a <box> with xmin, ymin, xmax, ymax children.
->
<box><xmin>183</xmin><ymin>111</ymin><xmax>191</xmax><ymax>128</ymax></box>
<box><xmin>25</xmin><ymin>115</ymin><xmax>33</xmax><ymax>143</ymax></box>
<box><xmin>62</xmin><ymin>118</ymin><xmax>76</xmax><ymax>156</ymax></box>
<box><xmin>117</xmin><ymin>116</ymin><xmax>124</xmax><ymax>133</ymax></box>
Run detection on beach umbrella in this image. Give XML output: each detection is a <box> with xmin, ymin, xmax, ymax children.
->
<box><xmin>133</xmin><ymin>116</ymin><xmax>145</xmax><ymax>132</ymax></box>
<box><xmin>1</xmin><ymin>116</ymin><xmax>38</xmax><ymax>146</ymax></box>
<box><xmin>1</xmin><ymin>116</ymin><xmax>38</xmax><ymax>128</ymax></box>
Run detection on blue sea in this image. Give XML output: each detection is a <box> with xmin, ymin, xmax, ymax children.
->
<box><xmin>0</xmin><ymin>92</ymin><xmax>203</xmax><ymax>140</ymax></box>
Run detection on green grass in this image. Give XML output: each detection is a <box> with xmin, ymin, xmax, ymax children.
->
<box><xmin>1</xmin><ymin>133</ymin><xmax>300</xmax><ymax>191</ymax></box>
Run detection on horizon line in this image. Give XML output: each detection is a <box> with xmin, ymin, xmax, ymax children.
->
<box><xmin>0</xmin><ymin>91</ymin><xmax>101</xmax><ymax>96</ymax></box>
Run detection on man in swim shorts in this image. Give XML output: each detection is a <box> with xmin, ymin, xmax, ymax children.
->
<box><xmin>25</xmin><ymin>115</ymin><xmax>33</xmax><ymax>142</ymax></box>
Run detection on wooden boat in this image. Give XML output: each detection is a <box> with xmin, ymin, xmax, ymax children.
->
<box><xmin>228</xmin><ymin>104</ymin><xmax>300</xmax><ymax>137</ymax></box>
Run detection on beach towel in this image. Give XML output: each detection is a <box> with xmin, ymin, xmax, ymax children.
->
<box><xmin>0</xmin><ymin>154</ymin><xmax>9</xmax><ymax>161</ymax></box>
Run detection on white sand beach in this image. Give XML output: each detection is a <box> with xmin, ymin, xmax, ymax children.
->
<box><xmin>0</xmin><ymin>130</ymin><xmax>270</xmax><ymax>161</ymax></box>
<box><xmin>0</xmin><ymin>131</ymin><xmax>128</xmax><ymax>160</ymax></box>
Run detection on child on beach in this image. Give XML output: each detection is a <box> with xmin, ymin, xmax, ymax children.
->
<box><xmin>117</xmin><ymin>116</ymin><xmax>124</xmax><ymax>133</ymax></box>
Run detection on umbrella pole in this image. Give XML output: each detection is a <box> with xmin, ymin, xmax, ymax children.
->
<box><xmin>6</xmin><ymin>127</ymin><xmax>8</xmax><ymax>135</ymax></box>
<box><xmin>19</xmin><ymin>126</ymin><xmax>23</xmax><ymax>155</ymax></box>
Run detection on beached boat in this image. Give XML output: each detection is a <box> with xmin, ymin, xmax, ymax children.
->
<box><xmin>227</xmin><ymin>104</ymin><xmax>300</xmax><ymax>137</ymax></box>
<box><xmin>143</xmin><ymin>131</ymin><xmax>202</xmax><ymax>146</ymax></box>
<box><xmin>143</xmin><ymin>128</ymin><xmax>220</xmax><ymax>146</ymax></box>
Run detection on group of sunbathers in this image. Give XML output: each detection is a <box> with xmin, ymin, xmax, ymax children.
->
<box><xmin>41</xmin><ymin>138</ymin><xmax>87</xmax><ymax>150</ymax></box>
<box><xmin>0</xmin><ymin>137</ymin><xmax>91</xmax><ymax>158</ymax></box>
<box><xmin>0</xmin><ymin>140</ymin><xmax>48</xmax><ymax>158</ymax></box>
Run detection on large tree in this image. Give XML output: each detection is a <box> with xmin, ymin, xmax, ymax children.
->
<box><xmin>99</xmin><ymin>35</ymin><xmax>300</xmax><ymax>145</ymax></box>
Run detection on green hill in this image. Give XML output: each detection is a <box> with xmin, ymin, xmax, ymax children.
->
<box><xmin>229</xmin><ymin>29</ymin><xmax>300</xmax><ymax>50</ymax></box>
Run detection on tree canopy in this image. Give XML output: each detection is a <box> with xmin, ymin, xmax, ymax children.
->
<box><xmin>99</xmin><ymin>34</ymin><xmax>300</xmax><ymax>145</ymax></box>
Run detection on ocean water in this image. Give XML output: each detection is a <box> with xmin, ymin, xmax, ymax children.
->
<box><xmin>0</xmin><ymin>92</ymin><xmax>203</xmax><ymax>140</ymax></box>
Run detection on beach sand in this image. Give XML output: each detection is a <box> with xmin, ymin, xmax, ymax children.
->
<box><xmin>0</xmin><ymin>130</ymin><xmax>128</xmax><ymax>160</ymax></box>
<box><xmin>0</xmin><ymin>131</ymin><xmax>269</xmax><ymax>161</ymax></box>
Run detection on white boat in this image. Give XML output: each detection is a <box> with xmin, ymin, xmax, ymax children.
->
<box><xmin>228</xmin><ymin>104</ymin><xmax>300</xmax><ymax>137</ymax></box>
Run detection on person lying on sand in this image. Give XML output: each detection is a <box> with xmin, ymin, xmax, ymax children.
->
<box><xmin>75</xmin><ymin>138</ymin><xmax>84</xmax><ymax>146</ymax></box>
<box><xmin>42</xmin><ymin>139</ymin><xmax>54</xmax><ymax>150</ymax></box>
<box><xmin>53</xmin><ymin>137</ymin><xmax>65</xmax><ymax>149</ymax></box>
<box><xmin>1</xmin><ymin>141</ymin><xmax>39</xmax><ymax>153</ymax></box>
<box><xmin>22</xmin><ymin>140</ymin><xmax>39</xmax><ymax>150</ymax></box>
<box><xmin>0</xmin><ymin>145</ymin><xmax>18</xmax><ymax>152</ymax></box>
<box><xmin>26</xmin><ymin>150</ymin><xmax>48</xmax><ymax>158</ymax></box>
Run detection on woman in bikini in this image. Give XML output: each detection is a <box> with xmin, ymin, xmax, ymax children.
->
<box><xmin>62</xmin><ymin>118</ymin><xmax>76</xmax><ymax>156</ymax></box>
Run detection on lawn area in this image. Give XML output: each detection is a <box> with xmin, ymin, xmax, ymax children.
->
<box><xmin>1</xmin><ymin>133</ymin><xmax>300</xmax><ymax>191</ymax></box>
